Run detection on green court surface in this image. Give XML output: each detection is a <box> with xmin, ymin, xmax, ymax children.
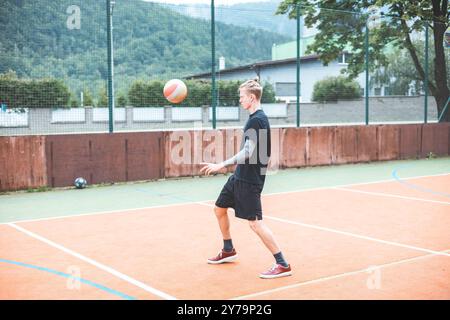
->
<box><xmin>1</xmin><ymin>157</ymin><xmax>449</xmax><ymax>224</ymax></box>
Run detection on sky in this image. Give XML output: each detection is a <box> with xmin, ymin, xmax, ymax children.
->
<box><xmin>144</xmin><ymin>0</ymin><xmax>272</xmax><ymax>5</ymax></box>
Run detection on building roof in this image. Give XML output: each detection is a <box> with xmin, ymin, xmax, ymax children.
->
<box><xmin>272</xmin><ymin>35</ymin><xmax>316</xmax><ymax>60</ymax></box>
<box><xmin>186</xmin><ymin>54</ymin><xmax>320</xmax><ymax>79</ymax></box>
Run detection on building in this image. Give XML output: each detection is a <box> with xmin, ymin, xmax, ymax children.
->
<box><xmin>188</xmin><ymin>35</ymin><xmax>365</xmax><ymax>103</ymax></box>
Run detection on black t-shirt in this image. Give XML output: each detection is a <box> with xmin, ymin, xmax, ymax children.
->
<box><xmin>234</xmin><ymin>109</ymin><xmax>271</xmax><ymax>186</ymax></box>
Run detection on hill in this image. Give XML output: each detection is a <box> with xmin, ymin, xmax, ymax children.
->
<box><xmin>164</xmin><ymin>0</ymin><xmax>299</xmax><ymax>38</ymax></box>
<box><xmin>0</xmin><ymin>0</ymin><xmax>291</xmax><ymax>97</ymax></box>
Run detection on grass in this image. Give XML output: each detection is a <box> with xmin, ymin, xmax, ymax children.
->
<box><xmin>25</xmin><ymin>186</ymin><xmax>52</xmax><ymax>193</ymax></box>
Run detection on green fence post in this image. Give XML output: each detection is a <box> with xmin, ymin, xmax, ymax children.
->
<box><xmin>296</xmin><ymin>2</ymin><xmax>301</xmax><ymax>127</ymax></box>
<box><xmin>424</xmin><ymin>22</ymin><xmax>429</xmax><ymax>124</ymax></box>
<box><xmin>365</xmin><ymin>23</ymin><xmax>369</xmax><ymax>125</ymax></box>
<box><xmin>106</xmin><ymin>0</ymin><xmax>115</xmax><ymax>133</ymax></box>
<box><xmin>211</xmin><ymin>0</ymin><xmax>217</xmax><ymax>129</ymax></box>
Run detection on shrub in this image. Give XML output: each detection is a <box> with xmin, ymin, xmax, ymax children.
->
<box><xmin>0</xmin><ymin>71</ymin><xmax>71</xmax><ymax>108</ymax></box>
<box><xmin>261</xmin><ymin>82</ymin><xmax>276</xmax><ymax>103</ymax></box>
<box><xmin>128</xmin><ymin>79</ymin><xmax>275</xmax><ymax>107</ymax></box>
<box><xmin>117</xmin><ymin>94</ymin><xmax>127</xmax><ymax>107</ymax></box>
<box><xmin>82</xmin><ymin>88</ymin><xmax>94</xmax><ymax>107</ymax></box>
<box><xmin>98</xmin><ymin>86</ymin><xmax>108</xmax><ymax>107</ymax></box>
<box><xmin>312</xmin><ymin>76</ymin><xmax>361</xmax><ymax>102</ymax></box>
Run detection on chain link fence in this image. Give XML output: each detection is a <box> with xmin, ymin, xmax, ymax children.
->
<box><xmin>0</xmin><ymin>0</ymin><xmax>448</xmax><ymax>136</ymax></box>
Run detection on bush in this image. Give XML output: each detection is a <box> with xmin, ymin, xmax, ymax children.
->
<box><xmin>312</xmin><ymin>76</ymin><xmax>361</xmax><ymax>102</ymax></box>
<box><xmin>217</xmin><ymin>80</ymin><xmax>240</xmax><ymax>106</ymax></box>
<box><xmin>0</xmin><ymin>71</ymin><xmax>71</xmax><ymax>108</ymax></box>
<box><xmin>98</xmin><ymin>86</ymin><xmax>108</xmax><ymax>107</ymax></box>
<box><xmin>128</xmin><ymin>79</ymin><xmax>275</xmax><ymax>107</ymax></box>
<box><xmin>82</xmin><ymin>88</ymin><xmax>94</xmax><ymax>107</ymax></box>
<box><xmin>69</xmin><ymin>94</ymin><xmax>79</xmax><ymax>108</ymax></box>
<box><xmin>183</xmin><ymin>80</ymin><xmax>211</xmax><ymax>107</ymax></box>
<box><xmin>117</xmin><ymin>94</ymin><xmax>127</xmax><ymax>107</ymax></box>
<box><xmin>128</xmin><ymin>80</ymin><xmax>166</xmax><ymax>107</ymax></box>
<box><xmin>261</xmin><ymin>82</ymin><xmax>276</xmax><ymax>103</ymax></box>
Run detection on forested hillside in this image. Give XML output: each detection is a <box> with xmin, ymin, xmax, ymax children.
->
<box><xmin>0</xmin><ymin>0</ymin><xmax>290</xmax><ymax>97</ymax></box>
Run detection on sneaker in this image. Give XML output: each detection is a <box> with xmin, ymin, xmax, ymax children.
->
<box><xmin>207</xmin><ymin>249</ymin><xmax>238</xmax><ymax>264</ymax></box>
<box><xmin>259</xmin><ymin>264</ymin><xmax>292</xmax><ymax>279</ymax></box>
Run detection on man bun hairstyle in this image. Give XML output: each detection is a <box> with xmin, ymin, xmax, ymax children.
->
<box><xmin>239</xmin><ymin>77</ymin><xmax>263</xmax><ymax>101</ymax></box>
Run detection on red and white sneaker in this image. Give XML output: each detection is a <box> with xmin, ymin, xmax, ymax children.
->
<box><xmin>207</xmin><ymin>249</ymin><xmax>238</xmax><ymax>264</ymax></box>
<box><xmin>259</xmin><ymin>264</ymin><xmax>292</xmax><ymax>279</ymax></box>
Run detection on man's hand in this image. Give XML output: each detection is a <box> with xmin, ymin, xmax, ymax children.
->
<box><xmin>199</xmin><ymin>162</ymin><xmax>225</xmax><ymax>176</ymax></box>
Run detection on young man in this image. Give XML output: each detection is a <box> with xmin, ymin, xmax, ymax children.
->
<box><xmin>200</xmin><ymin>78</ymin><xmax>291</xmax><ymax>279</ymax></box>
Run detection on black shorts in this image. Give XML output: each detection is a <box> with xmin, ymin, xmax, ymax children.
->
<box><xmin>215</xmin><ymin>175</ymin><xmax>264</xmax><ymax>221</ymax></box>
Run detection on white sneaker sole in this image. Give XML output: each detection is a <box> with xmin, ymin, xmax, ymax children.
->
<box><xmin>207</xmin><ymin>254</ymin><xmax>238</xmax><ymax>264</ymax></box>
<box><xmin>259</xmin><ymin>271</ymin><xmax>292</xmax><ymax>279</ymax></box>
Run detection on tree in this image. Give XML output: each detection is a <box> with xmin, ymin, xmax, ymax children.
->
<box><xmin>277</xmin><ymin>0</ymin><xmax>449</xmax><ymax>121</ymax></box>
<box><xmin>370</xmin><ymin>38</ymin><xmax>450</xmax><ymax>96</ymax></box>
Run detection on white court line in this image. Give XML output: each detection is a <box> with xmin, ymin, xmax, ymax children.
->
<box><xmin>2</xmin><ymin>172</ymin><xmax>449</xmax><ymax>225</ymax></box>
<box><xmin>231</xmin><ymin>248</ymin><xmax>450</xmax><ymax>300</ymax></box>
<box><xmin>264</xmin><ymin>172</ymin><xmax>450</xmax><ymax>197</ymax></box>
<box><xmin>334</xmin><ymin>187</ymin><xmax>450</xmax><ymax>205</ymax></box>
<box><xmin>195</xmin><ymin>201</ymin><xmax>450</xmax><ymax>258</ymax></box>
<box><xmin>7</xmin><ymin>223</ymin><xmax>177</xmax><ymax>300</ymax></box>
<box><xmin>2</xmin><ymin>201</ymin><xmax>203</xmax><ymax>225</ymax></box>
<box><xmin>264</xmin><ymin>215</ymin><xmax>450</xmax><ymax>257</ymax></box>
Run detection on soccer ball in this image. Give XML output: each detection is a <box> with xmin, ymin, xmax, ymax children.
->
<box><xmin>163</xmin><ymin>79</ymin><xmax>188</xmax><ymax>104</ymax></box>
<box><xmin>74</xmin><ymin>177</ymin><xmax>87</xmax><ymax>189</ymax></box>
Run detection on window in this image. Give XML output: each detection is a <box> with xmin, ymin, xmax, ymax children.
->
<box><xmin>275</xmin><ymin>82</ymin><xmax>297</xmax><ymax>96</ymax></box>
<box><xmin>338</xmin><ymin>52</ymin><xmax>352</xmax><ymax>65</ymax></box>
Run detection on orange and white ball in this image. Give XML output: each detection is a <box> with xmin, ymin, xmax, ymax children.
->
<box><xmin>163</xmin><ymin>79</ymin><xmax>188</xmax><ymax>104</ymax></box>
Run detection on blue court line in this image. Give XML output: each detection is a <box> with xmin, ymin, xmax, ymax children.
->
<box><xmin>392</xmin><ymin>166</ymin><xmax>450</xmax><ymax>199</ymax></box>
<box><xmin>0</xmin><ymin>258</ymin><xmax>136</xmax><ymax>300</ymax></box>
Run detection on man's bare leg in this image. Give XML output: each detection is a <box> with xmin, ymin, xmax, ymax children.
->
<box><xmin>207</xmin><ymin>206</ymin><xmax>237</xmax><ymax>264</ymax></box>
<box><xmin>248</xmin><ymin>219</ymin><xmax>291</xmax><ymax>278</ymax></box>
<box><xmin>214</xmin><ymin>206</ymin><xmax>231</xmax><ymax>240</ymax></box>
<box><xmin>248</xmin><ymin>219</ymin><xmax>280</xmax><ymax>254</ymax></box>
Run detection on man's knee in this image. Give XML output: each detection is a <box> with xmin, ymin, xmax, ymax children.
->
<box><xmin>214</xmin><ymin>206</ymin><xmax>227</xmax><ymax>217</ymax></box>
<box><xmin>248</xmin><ymin>219</ymin><xmax>261</xmax><ymax>232</ymax></box>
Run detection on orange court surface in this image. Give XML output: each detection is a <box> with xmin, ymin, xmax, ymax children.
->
<box><xmin>1</xmin><ymin>158</ymin><xmax>449</xmax><ymax>300</ymax></box>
